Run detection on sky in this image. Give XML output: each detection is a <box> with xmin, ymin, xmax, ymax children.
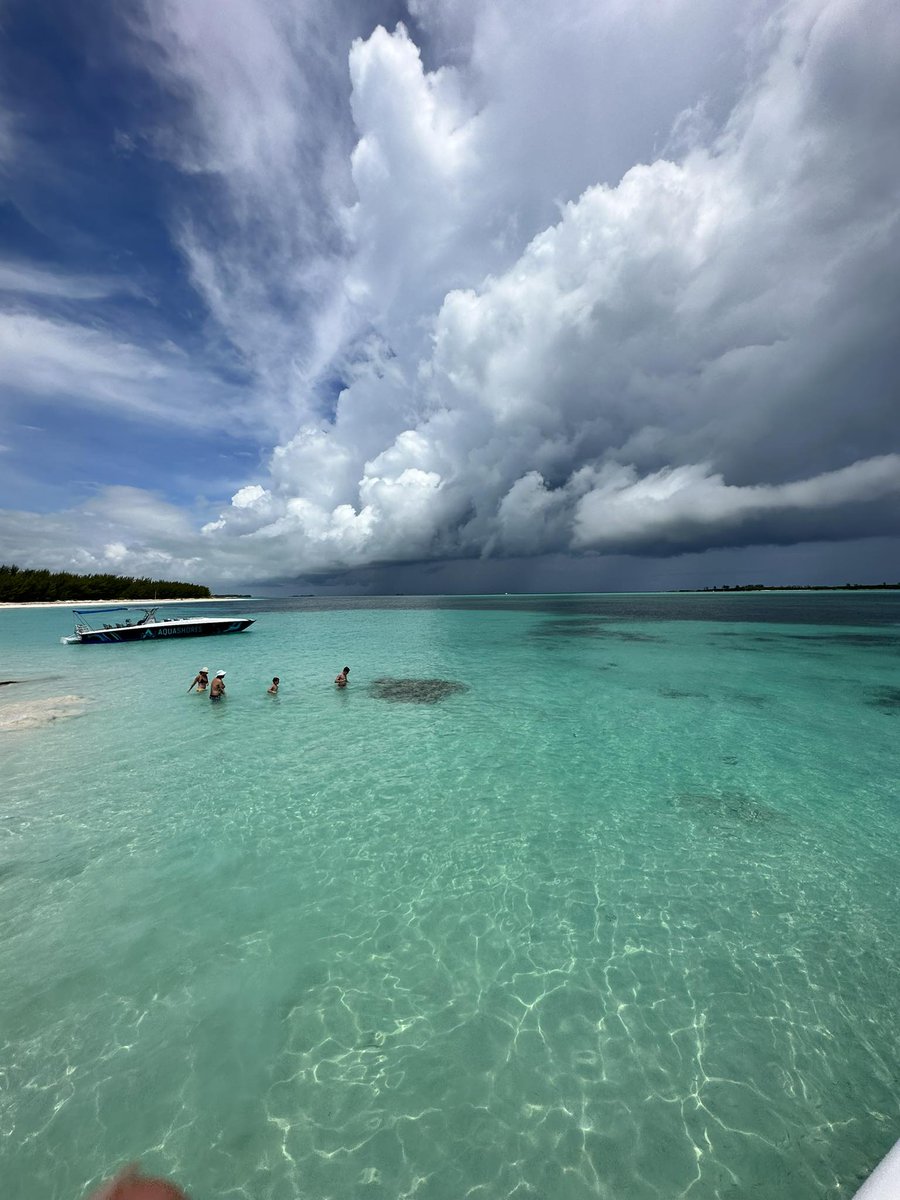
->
<box><xmin>0</xmin><ymin>0</ymin><xmax>898</xmax><ymax>594</ymax></box>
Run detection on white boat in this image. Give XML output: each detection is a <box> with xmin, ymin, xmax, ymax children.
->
<box><xmin>853</xmin><ymin>1138</ymin><xmax>900</xmax><ymax>1198</ymax></box>
<box><xmin>61</xmin><ymin>606</ymin><xmax>254</xmax><ymax>645</ymax></box>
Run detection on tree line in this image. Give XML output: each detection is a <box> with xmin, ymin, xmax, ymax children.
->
<box><xmin>695</xmin><ymin>582</ymin><xmax>900</xmax><ymax>592</ymax></box>
<box><xmin>0</xmin><ymin>564</ymin><xmax>211</xmax><ymax>602</ymax></box>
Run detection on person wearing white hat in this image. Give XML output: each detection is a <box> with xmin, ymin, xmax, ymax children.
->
<box><xmin>187</xmin><ymin>667</ymin><xmax>210</xmax><ymax>693</ymax></box>
<box><xmin>210</xmin><ymin>670</ymin><xmax>226</xmax><ymax>701</ymax></box>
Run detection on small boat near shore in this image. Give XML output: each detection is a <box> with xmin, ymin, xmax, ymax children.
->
<box><xmin>61</xmin><ymin>606</ymin><xmax>254</xmax><ymax>645</ymax></box>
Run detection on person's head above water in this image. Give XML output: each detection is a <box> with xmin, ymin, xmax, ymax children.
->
<box><xmin>272</xmin><ymin>677</ymin><xmax>279</xmax><ymax>684</ymax></box>
<box><xmin>342</xmin><ymin>667</ymin><xmax>350</xmax><ymax>675</ymax></box>
<box><xmin>199</xmin><ymin>668</ymin><xmax>208</xmax><ymax>675</ymax></box>
<box><xmin>215</xmin><ymin>671</ymin><xmax>226</xmax><ymax>678</ymax></box>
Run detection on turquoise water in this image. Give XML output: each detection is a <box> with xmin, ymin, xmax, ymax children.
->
<box><xmin>1</xmin><ymin>593</ymin><xmax>898</xmax><ymax>1199</ymax></box>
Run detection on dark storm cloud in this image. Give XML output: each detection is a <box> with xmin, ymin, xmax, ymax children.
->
<box><xmin>0</xmin><ymin>0</ymin><xmax>898</xmax><ymax>588</ymax></box>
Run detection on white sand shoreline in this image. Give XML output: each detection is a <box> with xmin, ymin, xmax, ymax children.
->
<box><xmin>0</xmin><ymin>597</ymin><xmax>253</xmax><ymax>610</ymax></box>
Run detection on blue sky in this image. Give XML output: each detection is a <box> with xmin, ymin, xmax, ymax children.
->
<box><xmin>1</xmin><ymin>0</ymin><xmax>264</xmax><ymax>514</ymax></box>
<box><xmin>1</xmin><ymin>0</ymin><xmax>899</xmax><ymax>593</ymax></box>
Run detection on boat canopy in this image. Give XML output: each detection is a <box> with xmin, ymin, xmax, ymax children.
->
<box><xmin>72</xmin><ymin>606</ymin><xmax>159</xmax><ymax>627</ymax></box>
<box><xmin>72</xmin><ymin>607</ymin><xmax>133</xmax><ymax>616</ymax></box>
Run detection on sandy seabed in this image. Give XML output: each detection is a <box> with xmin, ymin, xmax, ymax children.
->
<box><xmin>0</xmin><ymin>694</ymin><xmax>85</xmax><ymax>731</ymax></box>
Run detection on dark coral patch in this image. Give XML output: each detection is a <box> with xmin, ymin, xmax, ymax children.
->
<box><xmin>528</xmin><ymin>619</ymin><xmax>608</xmax><ymax>640</ymax></box>
<box><xmin>370</xmin><ymin>677</ymin><xmax>469</xmax><ymax>704</ymax></box>
<box><xmin>671</xmin><ymin>791</ymin><xmax>778</xmax><ymax>825</ymax></box>
<box><xmin>868</xmin><ymin>686</ymin><xmax>900</xmax><ymax>712</ymax></box>
<box><xmin>728</xmin><ymin>690</ymin><xmax>769</xmax><ymax>707</ymax></box>
<box><xmin>801</xmin><ymin>633</ymin><xmax>900</xmax><ymax>648</ymax></box>
<box><xmin>529</xmin><ymin>618</ymin><xmax>663</xmax><ymax>643</ymax></box>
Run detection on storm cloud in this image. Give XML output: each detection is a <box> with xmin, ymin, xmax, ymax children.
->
<box><xmin>1</xmin><ymin>0</ymin><xmax>898</xmax><ymax>588</ymax></box>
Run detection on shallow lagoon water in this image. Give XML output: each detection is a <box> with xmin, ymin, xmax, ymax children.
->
<box><xmin>1</xmin><ymin>593</ymin><xmax>898</xmax><ymax>1199</ymax></box>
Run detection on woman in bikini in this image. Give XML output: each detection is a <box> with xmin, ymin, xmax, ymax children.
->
<box><xmin>188</xmin><ymin>668</ymin><xmax>209</xmax><ymax>693</ymax></box>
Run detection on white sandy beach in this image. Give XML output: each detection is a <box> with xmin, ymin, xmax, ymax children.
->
<box><xmin>0</xmin><ymin>597</ymin><xmax>250</xmax><ymax>610</ymax></box>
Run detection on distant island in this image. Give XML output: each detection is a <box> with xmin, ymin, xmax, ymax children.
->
<box><xmin>681</xmin><ymin>582</ymin><xmax>900</xmax><ymax>593</ymax></box>
<box><xmin>0</xmin><ymin>563</ymin><xmax>211</xmax><ymax>603</ymax></box>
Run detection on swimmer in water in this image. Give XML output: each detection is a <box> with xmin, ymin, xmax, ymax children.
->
<box><xmin>187</xmin><ymin>667</ymin><xmax>209</xmax><ymax>693</ymax></box>
<box><xmin>334</xmin><ymin>666</ymin><xmax>350</xmax><ymax>688</ymax></box>
<box><xmin>210</xmin><ymin>671</ymin><xmax>226</xmax><ymax>701</ymax></box>
<box><xmin>268</xmin><ymin>676</ymin><xmax>280</xmax><ymax>694</ymax></box>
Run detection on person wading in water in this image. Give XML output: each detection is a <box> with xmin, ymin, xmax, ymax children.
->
<box><xmin>187</xmin><ymin>667</ymin><xmax>209</xmax><ymax>693</ymax></box>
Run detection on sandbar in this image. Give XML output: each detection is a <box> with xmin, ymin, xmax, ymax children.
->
<box><xmin>0</xmin><ymin>694</ymin><xmax>85</xmax><ymax>731</ymax></box>
<box><xmin>0</xmin><ymin>598</ymin><xmax>248</xmax><ymax>610</ymax></box>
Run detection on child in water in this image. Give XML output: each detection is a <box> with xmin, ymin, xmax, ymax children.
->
<box><xmin>268</xmin><ymin>677</ymin><xmax>279</xmax><ymax>694</ymax></box>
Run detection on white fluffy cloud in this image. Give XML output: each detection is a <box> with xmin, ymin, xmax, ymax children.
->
<box><xmin>0</xmin><ymin>487</ymin><xmax>200</xmax><ymax>576</ymax></box>
<box><xmin>5</xmin><ymin>0</ymin><xmax>900</xmax><ymax>583</ymax></box>
<box><xmin>189</xmin><ymin>0</ymin><xmax>900</xmax><ymax>578</ymax></box>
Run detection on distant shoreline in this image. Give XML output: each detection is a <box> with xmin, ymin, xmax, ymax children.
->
<box><xmin>678</xmin><ymin>583</ymin><xmax>900</xmax><ymax>593</ymax></box>
<box><xmin>0</xmin><ymin>598</ymin><xmax>248</xmax><ymax>611</ymax></box>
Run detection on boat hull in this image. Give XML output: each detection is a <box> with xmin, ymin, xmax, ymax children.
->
<box><xmin>66</xmin><ymin>618</ymin><xmax>254</xmax><ymax>644</ymax></box>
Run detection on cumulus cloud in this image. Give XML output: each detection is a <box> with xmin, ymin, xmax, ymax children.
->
<box><xmin>5</xmin><ymin>0</ymin><xmax>899</xmax><ymax>583</ymax></box>
<box><xmin>572</xmin><ymin>456</ymin><xmax>900</xmax><ymax>554</ymax></box>
<box><xmin>0</xmin><ymin>487</ymin><xmax>200</xmax><ymax>576</ymax></box>
<box><xmin>486</xmin><ymin>457</ymin><xmax>900</xmax><ymax>584</ymax></box>
<box><xmin>3</xmin><ymin>452</ymin><xmax>897</xmax><ymax>590</ymax></box>
<box><xmin>181</xmin><ymin>0</ymin><xmax>900</xmax><ymax>579</ymax></box>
